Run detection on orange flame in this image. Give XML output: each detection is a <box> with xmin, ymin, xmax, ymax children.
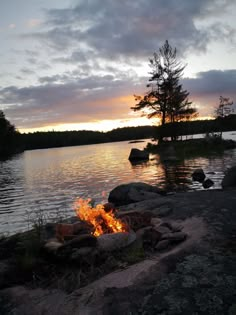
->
<box><xmin>74</xmin><ymin>198</ymin><xmax>127</xmax><ymax>236</ymax></box>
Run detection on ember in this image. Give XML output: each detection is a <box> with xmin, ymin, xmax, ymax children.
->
<box><xmin>74</xmin><ymin>198</ymin><xmax>127</xmax><ymax>236</ymax></box>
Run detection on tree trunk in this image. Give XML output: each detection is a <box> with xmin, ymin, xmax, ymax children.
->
<box><xmin>159</xmin><ymin>111</ymin><xmax>166</xmax><ymax>143</ymax></box>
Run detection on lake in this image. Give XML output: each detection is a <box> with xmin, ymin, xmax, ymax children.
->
<box><xmin>1</xmin><ymin>131</ymin><xmax>236</xmax><ymax>234</ymax></box>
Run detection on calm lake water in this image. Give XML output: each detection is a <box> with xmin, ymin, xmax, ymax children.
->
<box><xmin>1</xmin><ymin>131</ymin><xmax>236</xmax><ymax>234</ymax></box>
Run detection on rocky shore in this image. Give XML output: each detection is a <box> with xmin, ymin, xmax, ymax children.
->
<box><xmin>1</xmin><ymin>177</ymin><xmax>236</xmax><ymax>314</ymax></box>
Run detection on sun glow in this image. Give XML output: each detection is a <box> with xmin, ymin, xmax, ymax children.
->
<box><xmin>19</xmin><ymin>117</ymin><xmax>154</xmax><ymax>133</ymax></box>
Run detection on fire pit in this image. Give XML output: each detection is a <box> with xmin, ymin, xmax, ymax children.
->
<box><xmin>44</xmin><ymin>197</ymin><xmax>187</xmax><ymax>259</ymax></box>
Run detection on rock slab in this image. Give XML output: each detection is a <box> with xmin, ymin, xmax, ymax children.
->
<box><xmin>128</xmin><ymin>148</ymin><xmax>149</xmax><ymax>162</ymax></box>
<box><xmin>108</xmin><ymin>182</ymin><xmax>165</xmax><ymax>206</ymax></box>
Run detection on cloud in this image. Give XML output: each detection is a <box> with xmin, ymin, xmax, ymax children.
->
<box><xmin>1</xmin><ymin>68</ymin><xmax>236</xmax><ymax>129</ymax></box>
<box><xmin>20</xmin><ymin>68</ymin><xmax>36</xmax><ymax>75</ymax></box>
<box><xmin>183</xmin><ymin>69</ymin><xmax>236</xmax><ymax>115</ymax></box>
<box><xmin>0</xmin><ymin>73</ymin><xmax>143</xmax><ymax>129</ymax></box>
<box><xmin>34</xmin><ymin>0</ymin><xmax>234</xmax><ymax>60</ymax></box>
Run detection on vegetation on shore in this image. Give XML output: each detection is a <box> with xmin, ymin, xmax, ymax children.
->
<box><xmin>1</xmin><ymin>108</ymin><xmax>236</xmax><ymax>158</ymax></box>
<box><xmin>0</xmin><ymin>110</ymin><xmax>22</xmax><ymax>158</ymax></box>
<box><xmin>146</xmin><ymin>135</ymin><xmax>236</xmax><ymax>158</ymax></box>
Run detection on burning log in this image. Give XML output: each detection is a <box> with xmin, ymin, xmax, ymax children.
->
<box><xmin>74</xmin><ymin>198</ymin><xmax>127</xmax><ymax>236</ymax></box>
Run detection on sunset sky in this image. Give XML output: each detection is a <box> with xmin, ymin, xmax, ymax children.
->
<box><xmin>1</xmin><ymin>0</ymin><xmax>236</xmax><ymax>133</ymax></box>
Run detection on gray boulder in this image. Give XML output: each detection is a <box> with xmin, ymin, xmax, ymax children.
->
<box><xmin>128</xmin><ymin>148</ymin><xmax>149</xmax><ymax>162</ymax></box>
<box><xmin>97</xmin><ymin>231</ymin><xmax>136</xmax><ymax>252</ymax></box>
<box><xmin>222</xmin><ymin>166</ymin><xmax>236</xmax><ymax>188</ymax></box>
<box><xmin>192</xmin><ymin>168</ymin><xmax>206</xmax><ymax>182</ymax></box>
<box><xmin>108</xmin><ymin>182</ymin><xmax>165</xmax><ymax>206</ymax></box>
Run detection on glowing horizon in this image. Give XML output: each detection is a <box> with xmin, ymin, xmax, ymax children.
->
<box><xmin>18</xmin><ymin>115</ymin><xmax>215</xmax><ymax>134</ymax></box>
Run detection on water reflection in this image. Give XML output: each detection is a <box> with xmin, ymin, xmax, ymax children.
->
<box><xmin>0</xmin><ymin>135</ymin><xmax>236</xmax><ymax>235</ymax></box>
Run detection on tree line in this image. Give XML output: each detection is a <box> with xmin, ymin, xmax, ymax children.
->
<box><xmin>1</xmin><ymin>113</ymin><xmax>236</xmax><ymax>157</ymax></box>
<box><xmin>0</xmin><ymin>110</ymin><xmax>21</xmax><ymax>158</ymax></box>
<box><xmin>20</xmin><ymin>126</ymin><xmax>156</xmax><ymax>150</ymax></box>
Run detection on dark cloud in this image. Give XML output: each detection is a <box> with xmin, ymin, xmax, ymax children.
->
<box><xmin>183</xmin><ymin>69</ymin><xmax>236</xmax><ymax>115</ymax></box>
<box><xmin>27</xmin><ymin>57</ymin><xmax>38</xmax><ymax>64</ymax></box>
<box><xmin>24</xmin><ymin>49</ymin><xmax>40</xmax><ymax>57</ymax></box>
<box><xmin>1</xmin><ymin>69</ymin><xmax>236</xmax><ymax>129</ymax></box>
<box><xmin>183</xmin><ymin>70</ymin><xmax>236</xmax><ymax>96</ymax></box>
<box><xmin>36</xmin><ymin>0</ymin><xmax>234</xmax><ymax>59</ymax></box>
<box><xmin>0</xmin><ymin>74</ymin><xmax>143</xmax><ymax>128</ymax></box>
<box><xmin>20</xmin><ymin>68</ymin><xmax>36</xmax><ymax>75</ymax></box>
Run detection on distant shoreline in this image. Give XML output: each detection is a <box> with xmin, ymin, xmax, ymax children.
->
<box><xmin>20</xmin><ymin>117</ymin><xmax>236</xmax><ymax>151</ymax></box>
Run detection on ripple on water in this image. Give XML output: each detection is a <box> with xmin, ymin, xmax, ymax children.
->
<box><xmin>0</xmin><ymin>136</ymin><xmax>236</xmax><ymax>234</ymax></box>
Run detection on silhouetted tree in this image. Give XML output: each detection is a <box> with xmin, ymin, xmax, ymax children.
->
<box><xmin>0</xmin><ymin>110</ymin><xmax>20</xmax><ymax>156</ymax></box>
<box><xmin>132</xmin><ymin>40</ymin><xmax>197</xmax><ymax>142</ymax></box>
<box><xmin>215</xmin><ymin>96</ymin><xmax>234</xmax><ymax>138</ymax></box>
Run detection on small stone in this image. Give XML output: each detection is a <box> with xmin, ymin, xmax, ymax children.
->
<box><xmin>118</xmin><ymin>211</ymin><xmax>152</xmax><ymax>231</ymax></box>
<box><xmin>150</xmin><ymin>218</ymin><xmax>162</xmax><ymax>226</ymax></box>
<box><xmin>44</xmin><ymin>239</ymin><xmax>63</xmax><ymax>253</ymax></box>
<box><xmin>136</xmin><ymin>226</ymin><xmax>162</xmax><ymax>247</ymax></box>
<box><xmin>192</xmin><ymin>168</ymin><xmax>206</xmax><ymax>182</ymax></box>
<box><xmin>160</xmin><ymin>222</ymin><xmax>173</xmax><ymax>230</ymax></box>
<box><xmin>160</xmin><ymin>221</ymin><xmax>183</xmax><ymax>232</ymax></box>
<box><xmin>155</xmin><ymin>240</ymin><xmax>170</xmax><ymax>251</ymax></box>
<box><xmin>202</xmin><ymin>178</ymin><xmax>214</xmax><ymax>189</ymax></box>
<box><xmin>171</xmin><ymin>224</ymin><xmax>183</xmax><ymax>232</ymax></box>
<box><xmin>153</xmin><ymin>226</ymin><xmax>171</xmax><ymax>235</ymax></box>
<box><xmin>161</xmin><ymin>232</ymin><xmax>187</xmax><ymax>242</ymax></box>
<box><xmin>136</xmin><ymin>226</ymin><xmax>153</xmax><ymax>238</ymax></box>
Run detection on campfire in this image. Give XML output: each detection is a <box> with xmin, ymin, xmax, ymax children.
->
<box><xmin>74</xmin><ymin>198</ymin><xmax>127</xmax><ymax>236</ymax></box>
<box><xmin>45</xmin><ymin>196</ymin><xmax>187</xmax><ymax>265</ymax></box>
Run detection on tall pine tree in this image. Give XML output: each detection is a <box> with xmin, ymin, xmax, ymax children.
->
<box><xmin>132</xmin><ymin>40</ymin><xmax>197</xmax><ymax>142</ymax></box>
